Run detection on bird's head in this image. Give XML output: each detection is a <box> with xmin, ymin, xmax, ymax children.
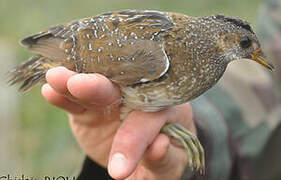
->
<box><xmin>214</xmin><ymin>15</ymin><xmax>274</xmax><ymax>71</ymax></box>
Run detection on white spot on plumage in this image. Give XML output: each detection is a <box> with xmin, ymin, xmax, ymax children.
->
<box><xmin>140</xmin><ymin>78</ymin><xmax>149</xmax><ymax>82</ymax></box>
<box><xmin>88</xmin><ymin>43</ymin><xmax>93</xmax><ymax>50</ymax></box>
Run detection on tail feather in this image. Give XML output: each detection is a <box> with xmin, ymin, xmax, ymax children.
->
<box><xmin>8</xmin><ymin>55</ymin><xmax>59</xmax><ymax>92</ymax></box>
<box><xmin>9</xmin><ymin>26</ymin><xmax>67</xmax><ymax>92</ymax></box>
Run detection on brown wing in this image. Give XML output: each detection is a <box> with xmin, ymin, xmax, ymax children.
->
<box><xmin>81</xmin><ymin>39</ymin><xmax>170</xmax><ymax>85</ymax></box>
<box><xmin>20</xmin><ymin>10</ymin><xmax>173</xmax><ymax>85</ymax></box>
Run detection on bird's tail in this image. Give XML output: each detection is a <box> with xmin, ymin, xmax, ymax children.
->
<box><xmin>8</xmin><ymin>26</ymin><xmax>67</xmax><ymax>92</ymax></box>
<box><xmin>7</xmin><ymin>55</ymin><xmax>61</xmax><ymax>92</ymax></box>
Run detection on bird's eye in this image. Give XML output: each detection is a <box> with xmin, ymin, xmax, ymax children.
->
<box><xmin>240</xmin><ymin>37</ymin><xmax>252</xmax><ymax>49</ymax></box>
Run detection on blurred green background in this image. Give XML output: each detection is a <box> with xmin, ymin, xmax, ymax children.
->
<box><xmin>0</xmin><ymin>0</ymin><xmax>265</xmax><ymax>178</ymax></box>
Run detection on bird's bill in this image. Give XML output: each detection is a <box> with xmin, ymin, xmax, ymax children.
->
<box><xmin>250</xmin><ymin>48</ymin><xmax>274</xmax><ymax>71</ymax></box>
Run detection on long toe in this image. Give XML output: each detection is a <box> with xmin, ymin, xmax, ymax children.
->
<box><xmin>161</xmin><ymin>123</ymin><xmax>205</xmax><ymax>174</ymax></box>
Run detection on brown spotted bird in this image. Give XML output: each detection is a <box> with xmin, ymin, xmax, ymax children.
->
<box><xmin>8</xmin><ymin>10</ymin><xmax>274</xmax><ymax>173</ymax></box>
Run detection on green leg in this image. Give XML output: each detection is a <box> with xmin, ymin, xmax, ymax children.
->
<box><xmin>161</xmin><ymin>123</ymin><xmax>205</xmax><ymax>174</ymax></box>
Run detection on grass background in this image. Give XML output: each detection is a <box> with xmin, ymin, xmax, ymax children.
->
<box><xmin>0</xmin><ymin>0</ymin><xmax>266</xmax><ymax>177</ymax></box>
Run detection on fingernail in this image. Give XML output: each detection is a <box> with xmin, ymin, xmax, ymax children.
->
<box><xmin>54</xmin><ymin>66</ymin><xmax>67</xmax><ymax>70</ymax></box>
<box><xmin>47</xmin><ymin>66</ymin><xmax>66</xmax><ymax>74</ymax></box>
<box><xmin>85</xmin><ymin>74</ymin><xmax>97</xmax><ymax>80</ymax></box>
<box><xmin>75</xmin><ymin>73</ymin><xmax>96</xmax><ymax>81</ymax></box>
<box><xmin>42</xmin><ymin>83</ymin><xmax>51</xmax><ymax>90</ymax></box>
<box><xmin>109</xmin><ymin>153</ymin><xmax>127</xmax><ymax>178</ymax></box>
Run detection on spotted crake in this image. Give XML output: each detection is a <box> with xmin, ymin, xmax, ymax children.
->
<box><xmin>8</xmin><ymin>10</ymin><xmax>274</xmax><ymax>173</ymax></box>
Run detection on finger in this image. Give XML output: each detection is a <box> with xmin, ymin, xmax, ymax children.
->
<box><xmin>67</xmin><ymin>73</ymin><xmax>120</xmax><ymax>106</ymax></box>
<box><xmin>142</xmin><ymin>134</ymin><xmax>188</xmax><ymax>176</ymax></box>
<box><xmin>108</xmin><ymin>110</ymin><xmax>168</xmax><ymax>179</ymax></box>
<box><xmin>169</xmin><ymin>103</ymin><xmax>196</xmax><ymax>134</ymax></box>
<box><xmin>108</xmin><ymin>104</ymin><xmax>194</xmax><ymax>179</ymax></box>
<box><xmin>41</xmin><ymin>83</ymin><xmax>85</xmax><ymax>114</ymax></box>
<box><xmin>144</xmin><ymin>134</ymin><xmax>170</xmax><ymax>163</ymax></box>
<box><xmin>141</xmin><ymin>104</ymin><xmax>193</xmax><ymax>176</ymax></box>
<box><xmin>46</xmin><ymin>66</ymin><xmax>77</xmax><ymax>95</ymax></box>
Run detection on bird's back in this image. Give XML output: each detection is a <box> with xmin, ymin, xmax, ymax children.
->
<box><xmin>11</xmin><ymin>10</ymin><xmax>188</xmax><ymax>90</ymax></box>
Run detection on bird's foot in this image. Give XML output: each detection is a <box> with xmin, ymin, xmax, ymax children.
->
<box><xmin>161</xmin><ymin>123</ymin><xmax>205</xmax><ymax>174</ymax></box>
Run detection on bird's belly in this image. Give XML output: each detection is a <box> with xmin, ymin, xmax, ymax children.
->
<box><xmin>120</xmin><ymin>70</ymin><xmax>223</xmax><ymax>112</ymax></box>
<box><xmin>121</xmin><ymin>85</ymin><xmax>190</xmax><ymax>112</ymax></box>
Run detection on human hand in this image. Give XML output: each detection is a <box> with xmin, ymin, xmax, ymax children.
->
<box><xmin>41</xmin><ymin>66</ymin><xmax>196</xmax><ymax>180</ymax></box>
